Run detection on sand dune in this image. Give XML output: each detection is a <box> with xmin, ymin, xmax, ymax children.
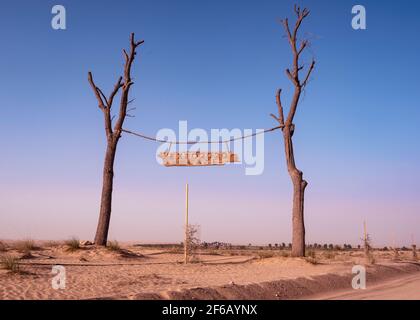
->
<box><xmin>0</xmin><ymin>242</ymin><xmax>418</xmax><ymax>300</ymax></box>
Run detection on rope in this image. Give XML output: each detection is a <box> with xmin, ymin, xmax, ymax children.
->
<box><xmin>121</xmin><ymin>125</ymin><xmax>284</xmax><ymax>145</ymax></box>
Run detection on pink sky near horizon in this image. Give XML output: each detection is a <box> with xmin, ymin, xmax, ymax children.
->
<box><xmin>1</xmin><ymin>181</ymin><xmax>418</xmax><ymax>247</ymax></box>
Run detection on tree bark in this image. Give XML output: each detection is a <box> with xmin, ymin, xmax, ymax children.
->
<box><xmin>94</xmin><ymin>139</ymin><xmax>118</xmax><ymax>245</ymax></box>
<box><xmin>283</xmin><ymin>125</ymin><xmax>308</xmax><ymax>257</ymax></box>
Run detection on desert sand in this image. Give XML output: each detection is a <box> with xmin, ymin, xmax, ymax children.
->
<box><xmin>0</xmin><ymin>241</ymin><xmax>419</xmax><ymax>300</ymax></box>
<box><xmin>310</xmin><ymin>273</ymin><xmax>420</xmax><ymax>300</ymax></box>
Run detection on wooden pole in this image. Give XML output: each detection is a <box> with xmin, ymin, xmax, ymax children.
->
<box><xmin>184</xmin><ymin>183</ymin><xmax>189</xmax><ymax>264</ymax></box>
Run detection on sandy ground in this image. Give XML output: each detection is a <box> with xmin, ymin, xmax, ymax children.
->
<box><xmin>0</xmin><ymin>241</ymin><xmax>419</xmax><ymax>300</ymax></box>
<box><xmin>310</xmin><ymin>273</ymin><xmax>420</xmax><ymax>300</ymax></box>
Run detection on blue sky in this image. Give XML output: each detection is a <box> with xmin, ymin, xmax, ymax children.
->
<box><xmin>0</xmin><ymin>0</ymin><xmax>419</xmax><ymax>246</ymax></box>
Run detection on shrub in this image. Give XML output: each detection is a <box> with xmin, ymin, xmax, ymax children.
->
<box><xmin>306</xmin><ymin>249</ymin><xmax>316</xmax><ymax>259</ymax></box>
<box><xmin>15</xmin><ymin>239</ymin><xmax>37</xmax><ymax>252</ymax></box>
<box><xmin>367</xmin><ymin>252</ymin><xmax>376</xmax><ymax>265</ymax></box>
<box><xmin>65</xmin><ymin>237</ymin><xmax>80</xmax><ymax>251</ymax></box>
<box><xmin>392</xmin><ymin>248</ymin><xmax>400</xmax><ymax>261</ymax></box>
<box><xmin>258</xmin><ymin>252</ymin><xmax>275</xmax><ymax>259</ymax></box>
<box><xmin>107</xmin><ymin>240</ymin><xmax>121</xmax><ymax>251</ymax></box>
<box><xmin>280</xmin><ymin>250</ymin><xmax>290</xmax><ymax>258</ymax></box>
<box><xmin>305</xmin><ymin>257</ymin><xmax>319</xmax><ymax>265</ymax></box>
<box><xmin>1</xmin><ymin>255</ymin><xmax>20</xmax><ymax>273</ymax></box>
<box><xmin>323</xmin><ymin>251</ymin><xmax>336</xmax><ymax>259</ymax></box>
<box><xmin>0</xmin><ymin>241</ymin><xmax>7</xmax><ymax>252</ymax></box>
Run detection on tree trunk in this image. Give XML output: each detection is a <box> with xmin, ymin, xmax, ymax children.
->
<box><xmin>291</xmin><ymin>173</ymin><xmax>307</xmax><ymax>257</ymax></box>
<box><xmin>94</xmin><ymin>139</ymin><xmax>118</xmax><ymax>245</ymax></box>
<box><xmin>283</xmin><ymin>125</ymin><xmax>307</xmax><ymax>257</ymax></box>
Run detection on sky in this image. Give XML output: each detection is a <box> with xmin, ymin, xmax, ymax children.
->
<box><xmin>0</xmin><ymin>0</ymin><xmax>419</xmax><ymax>246</ymax></box>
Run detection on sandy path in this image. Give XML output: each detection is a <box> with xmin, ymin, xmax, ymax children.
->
<box><xmin>309</xmin><ymin>272</ymin><xmax>420</xmax><ymax>300</ymax></box>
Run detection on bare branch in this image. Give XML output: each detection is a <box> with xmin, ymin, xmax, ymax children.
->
<box><xmin>302</xmin><ymin>59</ymin><xmax>316</xmax><ymax>88</ymax></box>
<box><xmin>282</xmin><ymin>18</ymin><xmax>292</xmax><ymax>45</ymax></box>
<box><xmin>282</xmin><ymin>6</ymin><xmax>312</xmax><ymax>86</ymax></box>
<box><xmin>270</xmin><ymin>113</ymin><xmax>279</xmax><ymax>122</ymax></box>
<box><xmin>276</xmin><ymin>89</ymin><xmax>285</xmax><ymax>126</ymax></box>
<box><xmin>88</xmin><ymin>72</ymin><xmax>113</xmax><ymax>137</ymax></box>
<box><xmin>107</xmin><ymin>76</ymin><xmax>123</xmax><ymax>108</ymax></box>
<box><xmin>97</xmin><ymin>88</ymin><xmax>109</xmax><ymax>107</ymax></box>
<box><xmin>122</xmin><ymin>49</ymin><xmax>129</xmax><ymax>63</ymax></box>
<box><xmin>286</xmin><ymin>69</ymin><xmax>298</xmax><ymax>86</ymax></box>
<box><xmin>88</xmin><ymin>72</ymin><xmax>106</xmax><ymax>110</ymax></box>
<box><xmin>278</xmin><ymin>7</ymin><xmax>315</xmax><ymax>126</ymax></box>
<box><xmin>114</xmin><ymin>33</ymin><xmax>144</xmax><ymax>133</ymax></box>
<box><xmin>297</xmin><ymin>40</ymin><xmax>308</xmax><ymax>56</ymax></box>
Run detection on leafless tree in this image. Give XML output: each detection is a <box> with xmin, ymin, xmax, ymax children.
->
<box><xmin>271</xmin><ymin>6</ymin><xmax>315</xmax><ymax>257</ymax></box>
<box><xmin>88</xmin><ymin>33</ymin><xmax>144</xmax><ymax>246</ymax></box>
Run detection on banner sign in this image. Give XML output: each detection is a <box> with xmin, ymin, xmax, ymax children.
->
<box><xmin>159</xmin><ymin>152</ymin><xmax>239</xmax><ymax>167</ymax></box>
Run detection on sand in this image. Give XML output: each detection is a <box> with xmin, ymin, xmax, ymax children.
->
<box><xmin>310</xmin><ymin>273</ymin><xmax>420</xmax><ymax>300</ymax></box>
<box><xmin>0</xmin><ymin>241</ymin><xmax>419</xmax><ymax>300</ymax></box>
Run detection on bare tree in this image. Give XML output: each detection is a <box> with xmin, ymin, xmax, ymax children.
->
<box><xmin>88</xmin><ymin>33</ymin><xmax>144</xmax><ymax>246</ymax></box>
<box><xmin>271</xmin><ymin>6</ymin><xmax>315</xmax><ymax>257</ymax></box>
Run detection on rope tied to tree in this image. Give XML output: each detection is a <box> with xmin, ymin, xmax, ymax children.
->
<box><xmin>121</xmin><ymin>125</ymin><xmax>284</xmax><ymax>145</ymax></box>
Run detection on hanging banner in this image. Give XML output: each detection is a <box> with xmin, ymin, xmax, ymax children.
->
<box><xmin>159</xmin><ymin>152</ymin><xmax>239</xmax><ymax>167</ymax></box>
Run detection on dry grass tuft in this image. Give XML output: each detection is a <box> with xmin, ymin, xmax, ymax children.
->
<box><xmin>280</xmin><ymin>250</ymin><xmax>290</xmax><ymax>258</ymax></box>
<box><xmin>1</xmin><ymin>255</ymin><xmax>20</xmax><ymax>273</ymax></box>
<box><xmin>305</xmin><ymin>249</ymin><xmax>319</xmax><ymax>264</ymax></box>
<box><xmin>323</xmin><ymin>251</ymin><xmax>336</xmax><ymax>260</ymax></box>
<box><xmin>305</xmin><ymin>257</ymin><xmax>319</xmax><ymax>265</ymax></box>
<box><xmin>15</xmin><ymin>239</ymin><xmax>38</xmax><ymax>253</ymax></box>
<box><xmin>0</xmin><ymin>241</ymin><xmax>7</xmax><ymax>252</ymax></box>
<box><xmin>107</xmin><ymin>240</ymin><xmax>121</xmax><ymax>251</ymax></box>
<box><xmin>306</xmin><ymin>249</ymin><xmax>316</xmax><ymax>259</ymax></box>
<box><xmin>257</xmin><ymin>252</ymin><xmax>275</xmax><ymax>259</ymax></box>
<box><xmin>65</xmin><ymin>237</ymin><xmax>81</xmax><ymax>252</ymax></box>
